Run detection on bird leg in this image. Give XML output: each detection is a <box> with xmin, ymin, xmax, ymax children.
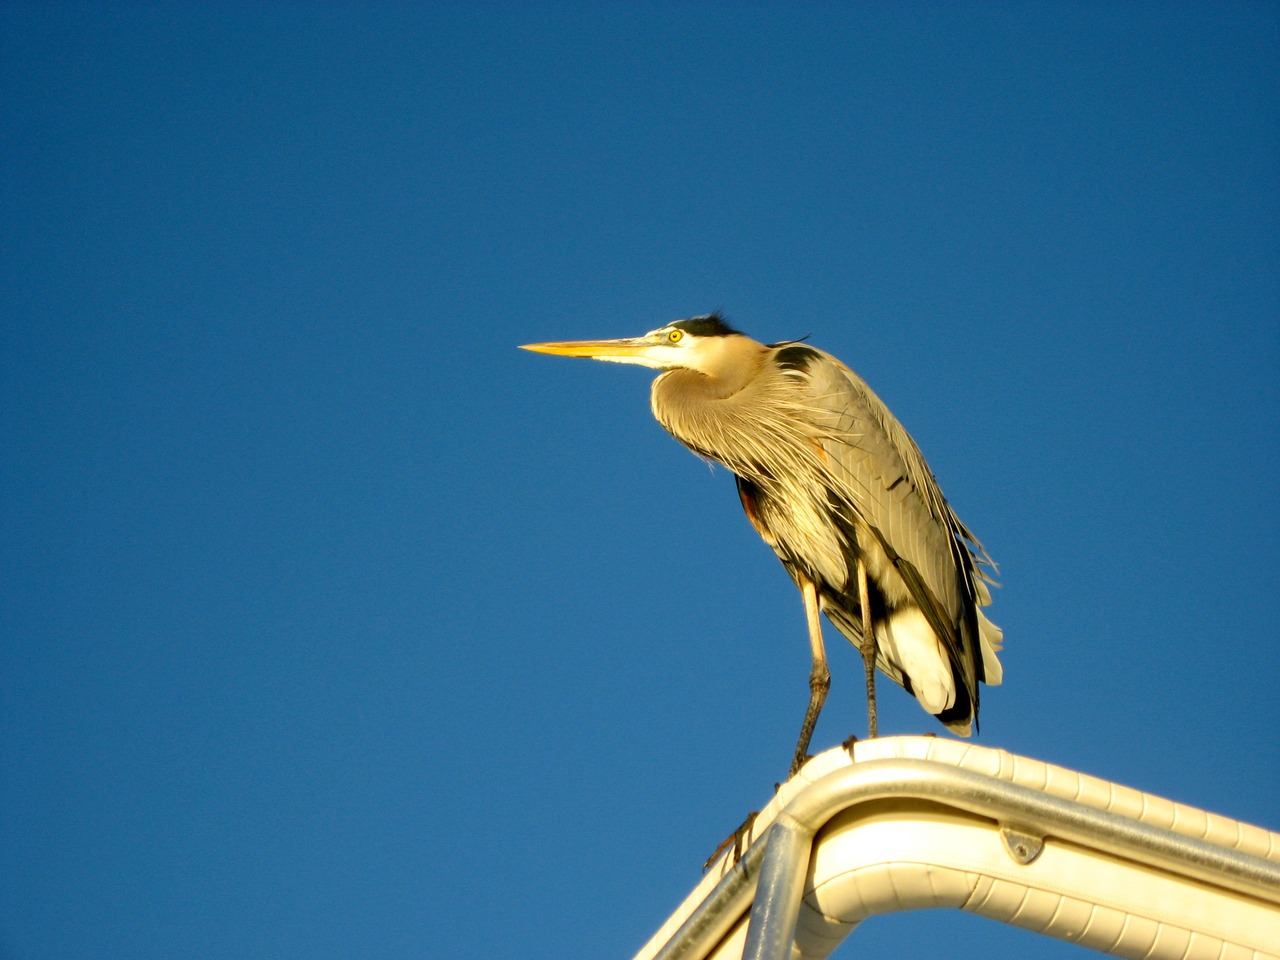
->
<box><xmin>857</xmin><ymin>557</ymin><xmax>878</xmax><ymax>739</ymax></box>
<box><xmin>789</xmin><ymin>575</ymin><xmax>830</xmax><ymax>778</ymax></box>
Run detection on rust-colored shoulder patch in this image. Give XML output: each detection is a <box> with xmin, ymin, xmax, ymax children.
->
<box><xmin>736</xmin><ymin>475</ymin><xmax>763</xmax><ymax>532</ymax></box>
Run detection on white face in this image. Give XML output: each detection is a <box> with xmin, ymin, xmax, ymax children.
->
<box><xmin>596</xmin><ymin>325</ymin><xmax>696</xmax><ymax>369</ymax></box>
<box><xmin>652</xmin><ymin>327</ymin><xmax>743</xmax><ymax>378</ymax></box>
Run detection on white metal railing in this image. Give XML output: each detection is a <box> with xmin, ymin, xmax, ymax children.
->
<box><xmin>634</xmin><ymin>737</ymin><xmax>1280</xmax><ymax>960</ymax></box>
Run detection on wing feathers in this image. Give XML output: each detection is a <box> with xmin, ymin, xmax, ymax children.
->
<box><xmin>784</xmin><ymin>348</ymin><xmax>998</xmax><ymax>727</ymax></box>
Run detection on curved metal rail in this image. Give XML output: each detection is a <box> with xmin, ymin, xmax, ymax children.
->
<box><xmin>634</xmin><ymin>737</ymin><xmax>1280</xmax><ymax>960</ymax></box>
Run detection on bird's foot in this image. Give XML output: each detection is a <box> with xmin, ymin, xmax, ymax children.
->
<box><xmin>703</xmin><ymin>809</ymin><xmax>760</xmax><ymax>872</ymax></box>
<box><xmin>842</xmin><ymin>732</ymin><xmax>870</xmax><ymax>762</ymax></box>
<box><xmin>787</xmin><ymin>752</ymin><xmax>811</xmax><ymax>779</ymax></box>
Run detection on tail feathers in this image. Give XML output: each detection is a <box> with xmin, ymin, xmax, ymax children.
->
<box><xmin>877</xmin><ymin>607</ymin><xmax>954</xmax><ymax>717</ymax></box>
<box><xmin>978</xmin><ymin>609</ymin><xmax>1004</xmax><ymax>686</ymax></box>
<box><xmin>941</xmin><ymin>715</ymin><xmax>973</xmax><ymax>737</ymax></box>
<box><xmin>821</xmin><ymin>593</ymin><xmax>999</xmax><ymax>735</ymax></box>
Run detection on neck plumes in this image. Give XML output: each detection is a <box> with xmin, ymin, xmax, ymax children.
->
<box><xmin>649</xmin><ymin>339</ymin><xmax>803</xmax><ymax>474</ymax></box>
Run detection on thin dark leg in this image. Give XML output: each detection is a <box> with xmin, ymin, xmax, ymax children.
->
<box><xmin>789</xmin><ymin>576</ymin><xmax>830</xmax><ymax>778</ymax></box>
<box><xmin>857</xmin><ymin>557</ymin><xmax>878</xmax><ymax>738</ymax></box>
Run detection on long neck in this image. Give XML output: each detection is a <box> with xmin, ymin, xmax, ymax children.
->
<box><xmin>649</xmin><ymin>341</ymin><xmax>777</xmax><ymax>465</ymax></box>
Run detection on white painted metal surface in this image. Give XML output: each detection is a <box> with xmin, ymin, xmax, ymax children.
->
<box><xmin>634</xmin><ymin>737</ymin><xmax>1280</xmax><ymax>960</ymax></box>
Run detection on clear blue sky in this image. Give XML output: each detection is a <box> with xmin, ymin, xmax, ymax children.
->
<box><xmin>3</xmin><ymin>4</ymin><xmax>1277</xmax><ymax>958</ymax></box>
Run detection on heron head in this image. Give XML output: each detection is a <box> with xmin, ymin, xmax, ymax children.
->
<box><xmin>520</xmin><ymin>313</ymin><xmax>750</xmax><ymax>376</ymax></box>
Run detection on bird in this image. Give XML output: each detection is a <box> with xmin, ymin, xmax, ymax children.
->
<box><xmin>521</xmin><ymin>312</ymin><xmax>1002</xmax><ymax>778</ymax></box>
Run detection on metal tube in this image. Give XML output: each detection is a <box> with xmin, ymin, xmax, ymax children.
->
<box><xmin>648</xmin><ymin>839</ymin><xmax>769</xmax><ymax>960</ymax></box>
<box><xmin>741</xmin><ymin>819</ymin><xmax>813</xmax><ymax>960</ymax></box>
<box><xmin>640</xmin><ymin>755</ymin><xmax>1280</xmax><ymax>960</ymax></box>
<box><xmin>785</xmin><ymin>759</ymin><xmax>1280</xmax><ymax>902</ymax></box>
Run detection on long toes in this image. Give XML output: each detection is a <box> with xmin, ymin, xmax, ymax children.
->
<box><xmin>703</xmin><ymin>809</ymin><xmax>760</xmax><ymax>872</ymax></box>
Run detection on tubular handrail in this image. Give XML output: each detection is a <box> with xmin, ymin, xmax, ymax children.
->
<box><xmin>637</xmin><ymin>740</ymin><xmax>1280</xmax><ymax>960</ymax></box>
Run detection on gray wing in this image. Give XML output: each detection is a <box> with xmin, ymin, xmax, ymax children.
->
<box><xmin>795</xmin><ymin>349</ymin><xmax>992</xmax><ymax>704</ymax></box>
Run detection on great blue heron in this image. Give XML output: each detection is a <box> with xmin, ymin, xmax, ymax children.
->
<box><xmin>522</xmin><ymin>313</ymin><xmax>1002</xmax><ymax>777</ymax></box>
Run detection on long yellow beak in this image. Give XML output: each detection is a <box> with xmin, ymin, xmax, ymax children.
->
<box><xmin>519</xmin><ymin>336</ymin><xmax>654</xmax><ymax>359</ymax></box>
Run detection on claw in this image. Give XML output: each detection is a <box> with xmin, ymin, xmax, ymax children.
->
<box><xmin>703</xmin><ymin>809</ymin><xmax>760</xmax><ymax>871</ymax></box>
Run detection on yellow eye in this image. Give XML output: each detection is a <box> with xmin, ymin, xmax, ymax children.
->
<box><xmin>667</xmin><ymin>329</ymin><xmax>683</xmax><ymax>343</ymax></box>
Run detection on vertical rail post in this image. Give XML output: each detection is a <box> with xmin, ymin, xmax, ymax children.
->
<box><xmin>741</xmin><ymin>818</ymin><xmax>814</xmax><ymax>960</ymax></box>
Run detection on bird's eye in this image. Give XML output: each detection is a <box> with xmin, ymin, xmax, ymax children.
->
<box><xmin>668</xmin><ymin>329</ymin><xmax>683</xmax><ymax>343</ymax></box>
